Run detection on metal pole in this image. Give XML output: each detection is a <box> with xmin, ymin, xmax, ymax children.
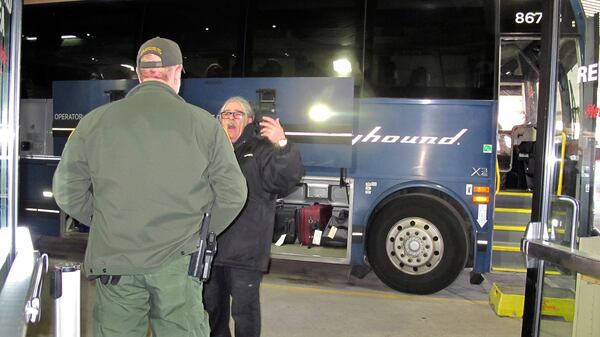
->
<box><xmin>7</xmin><ymin>0</ymin><xmax>23</xmax><ymax>266</ymax></box>
<box><xmin>521</xmin><ymin>0</ymin><xmax>562</xmax><ymax>336</ymax></box>
<box><xmin>50</xmin><ymin>263</ymin><xmax>81</xmax><ymax>337</ymax></box>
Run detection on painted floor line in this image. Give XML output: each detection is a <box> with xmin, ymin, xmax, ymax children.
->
<box><xmin>261</xmin><ymin>282</ymin><xmax>490</xmax><ymax>305</ymax></box>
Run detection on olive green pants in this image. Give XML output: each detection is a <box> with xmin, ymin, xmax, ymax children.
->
<box><xmin>93</xmin><ymin>256</ymin><xmax>209</xmax><ymax>337</ymax></box>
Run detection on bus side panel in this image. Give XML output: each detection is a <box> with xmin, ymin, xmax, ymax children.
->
<box><xmin>53</xmin><ymin>80</ymin><xmax>137</xmax><ymax>155</ymax></box>
<box><xmin>350</xmin><ymin>98</ymin><xmax>497</xmax><ymax>272</ymax></box>
<box><xmin>353</xmin><ymin>98</ymin><xmax>495</xmax><ymax>179</ymax></box>
<box><xmin>53</xmin><ymin>78</ymin><xmax>355</xmax><ymax>168</ymax></box>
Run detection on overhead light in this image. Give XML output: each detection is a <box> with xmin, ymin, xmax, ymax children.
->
<box><xmin>25</xmin><ymin>208</ymin><xmax>60</xmax><ymax>214</ymax></box>
<box><xmin>42</xmin><ymin>191</ymin><xmax>53</xmax><ymax>198</ymax></box>
<box><xmin>308</xmin><ymin>104</ymin><xmax>334</xmax><ymax>122</ymax></box>
<box><xmin>61</xmin><ymin>35</ymin><xmax>77</xmax><ymax>40</ymax></box>
<box><xmin>272</xmin><ymin>24</ymin><xmax>277</xmax><ymax>28</ymax></box>
<box><xmin>205</xmin><ymin>27</ymin><xmax>210</xmax><ymax>31</ymax></box>
<box><xmin>86</xmin><ymin>33</ymin><xmax>91</xmax><ymax>37</ymax></box>
<box><xmin>121</xmin><ymin>64</ymin><xmax>135</xmax><ymax>72</ymax></box>
<box><xmin>333</xmin><ymin>58</ymin><xmax>352</xmax><ymax>75</ymax></box>
<box><xmin>25</xmin><ymin>36</ymin><xmax>37</xmax><ymax>41</ymax></box>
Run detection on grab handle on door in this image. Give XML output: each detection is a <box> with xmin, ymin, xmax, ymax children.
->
<box><xmin>552</xmin><ymin>195</ymin><xmax>579</xmax><ymax>250</ymax></box>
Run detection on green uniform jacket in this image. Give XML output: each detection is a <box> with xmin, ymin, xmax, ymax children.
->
<box><xmin>53</xmin><ymin>81</ymin><xmax>247</xmax><ymax>276</ymax></box>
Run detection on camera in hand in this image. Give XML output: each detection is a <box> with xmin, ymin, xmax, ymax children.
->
<box><xmin>256</xmin><ymin>88</ymin><xmax>276</xmax><ymax>119</ymax></box>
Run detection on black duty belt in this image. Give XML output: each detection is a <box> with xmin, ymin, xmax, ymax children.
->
<box><xmin>89</xmin><ymin>275</ymin><xmax>121</xmax><ymax>285</ymax></box>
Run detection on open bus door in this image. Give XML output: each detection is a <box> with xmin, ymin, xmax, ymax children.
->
<box><xmin>494</xmin><ymin>0</ymin><xmax>583</xmax><ymax>274</ymax></box>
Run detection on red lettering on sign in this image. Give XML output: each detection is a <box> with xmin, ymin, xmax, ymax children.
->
<box><xmin>585</xmin><ymin>104</ymin><xmax>599</xmax><ymax>118</ymax></box>
<box><xmin>0</xmin><ymin>43</ymin><xmax>7</xmax><ymax>74</ymax></box>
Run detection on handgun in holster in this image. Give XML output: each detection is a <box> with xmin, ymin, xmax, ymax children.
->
<box><xmin>188</xmin><ymin>213</ymin><xmax>217</xmax><ymax>282</ymax></box>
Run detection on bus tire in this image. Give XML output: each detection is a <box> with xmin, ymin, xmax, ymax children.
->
<box><xmin>367</xmin><ymin>194</ymin><xmax>469</xmax><ymax>294</ymax></box>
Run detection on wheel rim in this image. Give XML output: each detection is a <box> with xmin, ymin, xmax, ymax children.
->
<box><xmin>385</xmin><ymin>217</ymin><xmax>444</xmax><ymax>275</ymax></box>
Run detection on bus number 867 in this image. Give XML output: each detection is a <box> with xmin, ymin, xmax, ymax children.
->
<box><xmin>515</xmin><ymin>12</ymin><xmax>543</xmax><ymax>24</ymax></box>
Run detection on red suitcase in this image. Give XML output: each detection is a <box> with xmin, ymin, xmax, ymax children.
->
<box><xmin>297</xmin><ymin>203</ymin><xmax>333</xmax><ymax>246</ymax></box>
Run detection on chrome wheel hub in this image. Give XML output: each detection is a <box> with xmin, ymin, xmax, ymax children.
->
<box><xmin>385</xmin><ymin>217</ymin><xmax>444</xmax><ymax>275</ymax></box>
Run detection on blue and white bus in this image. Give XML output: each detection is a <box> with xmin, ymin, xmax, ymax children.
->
<box><xmin>17</xmin><ymin>0</ymin><xmax>593</xmax><ymax>294</ymax></box>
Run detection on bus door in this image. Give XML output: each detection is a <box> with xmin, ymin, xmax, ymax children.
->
<box><xmin>493</xmin><ymin>0</ymin><xmax>582</xmax><ymax>274</ymax></box>
<box><xmin>498</xmin><ymin>37</ymin><xmax>581</xmax><ymax>194</ymax></box>
<box><xmin>498</xmin><ymin>39</ymin><xmax>540</xmax><ymax>191</ymax></box>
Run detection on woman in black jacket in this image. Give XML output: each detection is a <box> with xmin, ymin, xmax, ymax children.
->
<box><xmin>204</xmin><ymin>96</ymin><xmax>304</xmax><ymax>337</ymax></box>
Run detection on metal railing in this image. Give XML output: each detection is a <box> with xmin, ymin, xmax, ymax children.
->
<box><xmin>522</xmin><ymin>239</ymin><xmax>600</xmax><ymax>280</ymax></box>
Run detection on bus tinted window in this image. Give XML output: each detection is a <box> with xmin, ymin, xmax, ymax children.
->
<box><xmin>22</xmin><ymin>0</ymin><xmax>245</xmax><ymax>98</ymax></box>
<box><xmin>141</xmin><ymin>0</ymin><xmax>245</xmax><ymax>78</ymax></box>
<box><xmin>22</xmin><ymin>3</ymin><xmax>139</xmax><ymax>97</ymax></box>
<box><xmin>363</xmin><ymin>0</ymin><xmax>495</xmax><ymax>99</ymax></box>
<box><xmin>247</xmin><ymin>0</ymin><xmax>364</xmax><ymax>81</ymax></box>
<box><xmin>22</xmin><ymin>0</ymin><xmax>496</xmax><ymax>100</ymax></box>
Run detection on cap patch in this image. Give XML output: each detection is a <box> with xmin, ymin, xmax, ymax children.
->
<box><xmin>140</xmin><ymin>46</ymin><xmax>162</xmax><ymax>55</ymax></box>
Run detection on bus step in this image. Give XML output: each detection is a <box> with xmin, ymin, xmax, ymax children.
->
<box><xmin>491</xmin><ymin>243</ymin><xmax>526</xmax><ymax>272</ymax></box>
<box><xmin>492</xmin><ymin>242</ymin><xmax>521</xmax><ymax>252</ymax></box>
<box><xmin>494</xmin><ymin>208</ymin><xmax>531</xmax><ymax>225</ymax></box>
<box><xmin>489</xmin><ymin>282</ymin><xmax>574</xmax><ymax>321</ymax></box>
<box><xmin>495</xmin><ymin>191</ymin><xmax>533</xmax><ymax>209</ymax></box>
<box><xmin>491</xmin><ymin>242</ymin><xmax>561</xmax><ymax>274</ymax></box>
<box><xmin>491</xmin><ymin>242</ymin><xmax>563</xmax><ymax>275</ymax></box>
<box><xmin>493</xmin><ymin>224</ymin><xmax>526</xmax><ymax>242</ymax></box>
<box><xmin>493</xmin><ymin>225</ymin><xmax>567</xmax><ymax>242</ymax></box>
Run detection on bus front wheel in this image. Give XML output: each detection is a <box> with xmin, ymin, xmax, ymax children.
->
<box><xmin>367</xmin><ymin>194</ymin><xmax>469</xmax><ymax>294</ymax></box>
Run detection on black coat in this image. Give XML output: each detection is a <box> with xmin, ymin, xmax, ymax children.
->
<box><xmin>214</xmin><ymin>123</ymin><xmax>304</xmax><ymax>271</ymax></box>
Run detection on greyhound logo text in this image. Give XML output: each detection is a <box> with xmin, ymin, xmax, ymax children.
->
<box><xmin>352</xmin><ymin>127</ymin><xmax>468</xmax><ymax>145</ymax></box>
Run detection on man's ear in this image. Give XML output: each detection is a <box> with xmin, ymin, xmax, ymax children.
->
<box><xmin>174</xmin><ymin>65</ymin><xmax>183</xmax><ymax>78</ymax></box>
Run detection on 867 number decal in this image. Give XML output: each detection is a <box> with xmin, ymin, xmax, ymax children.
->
<box><xmin>515</xmin><ymin>12</ymin><xmax>542</xmax><ymax>24</ymax></box>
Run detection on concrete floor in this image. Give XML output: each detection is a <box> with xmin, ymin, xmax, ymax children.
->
<box><xmin>26</xmin><ymin>236</ymin><xmax>524</xmax><ymax>337</ymax></box>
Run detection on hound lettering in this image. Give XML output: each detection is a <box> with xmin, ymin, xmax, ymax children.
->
<box><xmin>352</xmin><ymin>127</ymin><xmax>468</xmax><ymax>145</ymax></box>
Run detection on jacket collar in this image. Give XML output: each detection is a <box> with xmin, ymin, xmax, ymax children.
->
<box><xmin>126</xmin><ymin>80</ymin><xmax>185</xmax><ymax>102</ymax></box>
<box><xmin>234</xmin><ymin>123</ymin><xmax>260</xmax><ymax>149</ymax></box>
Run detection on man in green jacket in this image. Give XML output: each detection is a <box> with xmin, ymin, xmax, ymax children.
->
<box><xmin>53</xmin><ymin>37</ymin><xmax>247</xmax><ymax>337</ymax></box>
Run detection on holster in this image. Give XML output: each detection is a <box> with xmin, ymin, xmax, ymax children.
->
<box><xmin>187</xmin><ymin>213</ymin><xmax>217</xmax><ymax>282</ymax></box>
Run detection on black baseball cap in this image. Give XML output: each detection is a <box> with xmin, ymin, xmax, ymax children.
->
<box><xmin>136</xmin><ymin>37</ymin><xmax>183</xmax><ymax>69</ymax></box>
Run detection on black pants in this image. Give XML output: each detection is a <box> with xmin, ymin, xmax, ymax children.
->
<box><xmin>203</xmin><ymin>265</ymin><xmax>263</xmax><ymax>337</ymax></box>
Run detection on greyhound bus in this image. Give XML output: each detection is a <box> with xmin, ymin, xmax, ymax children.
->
<box><xmin>16</xmin><ymin>0</ymin><xmax>594</xmax><ymax>294</ymax></box>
